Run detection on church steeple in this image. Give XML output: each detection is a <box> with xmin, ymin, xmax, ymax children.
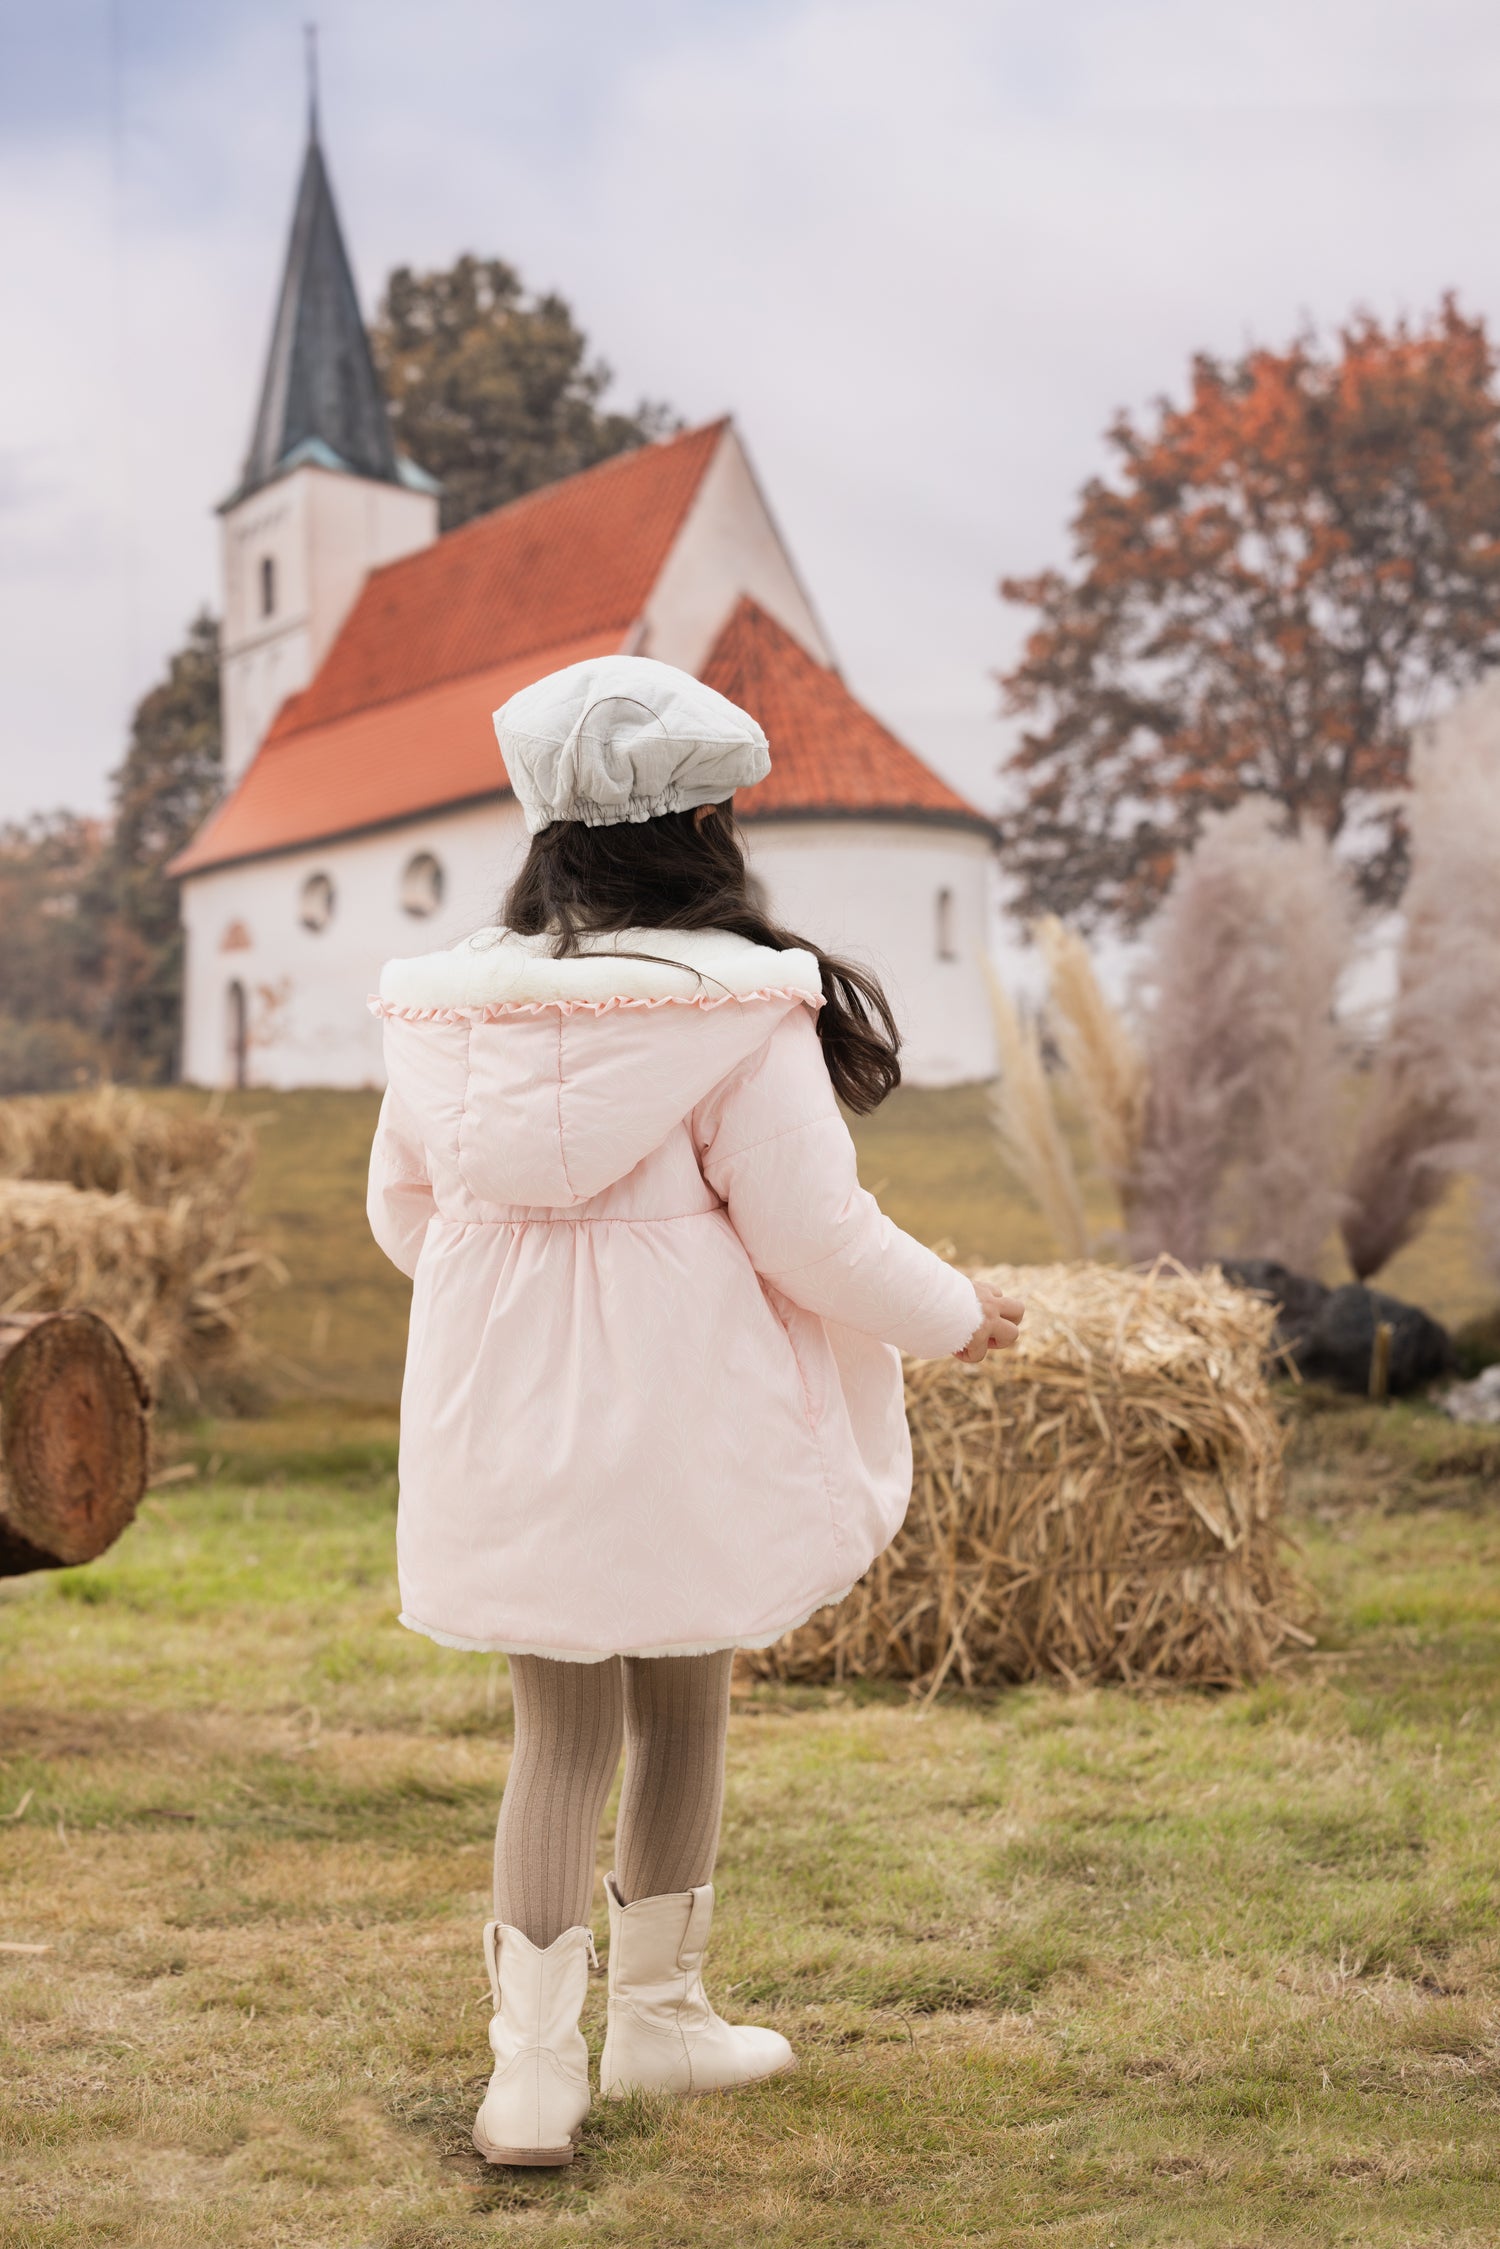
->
<box><xmin>215</xmin><ymin>62</ymin><xmax>438</xmax><ymax>783</ymax></box>
<box><xmin>236</xmin><ymin>98</ymin><xmax>399</xmax><ymax>499</ymax></box>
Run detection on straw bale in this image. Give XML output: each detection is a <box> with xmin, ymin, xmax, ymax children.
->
<box><xmin>0</xmin><ymin>1085</ymin><xmax>255</xmax><ymax>1210</ymax></box>
<box><xmin>750</xmin><ymin>1260</ymin><xmax>1306</xmax><ymax>1693</ymax></box>
<box><xmin>0</xmin><ymin>1089</ymin><xmax>281</xmax><ymax>1397</ymax></box>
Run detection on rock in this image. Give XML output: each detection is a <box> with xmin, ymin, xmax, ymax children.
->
<box><xmin>1296</xmin><ymin>1284</ymin><xmax>1455</xmax><ymax>1396</ymax></box>
<box><xmin>1219</xmin><ymin>1261</ymin><xmax>1330</xmax><ymax>1353</ymax></box>
<box><xmin>1437</xmin><ymin>1364</ymin><xmax>1500</xmax><ymax>1425</ymax></box>
<box><xmin>1219</xmin><ymin>1263</ymin><xmax>1455</xmax><ymax>1396</ymax></box>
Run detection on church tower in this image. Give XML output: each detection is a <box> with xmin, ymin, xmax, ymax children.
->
<box><xmin>217</xmin><ymin>90</ymin><xmax>438</xmax><ymax>781</ymax></box>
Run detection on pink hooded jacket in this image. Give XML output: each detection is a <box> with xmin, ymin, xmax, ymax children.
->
<box><xmin>367</xmin><ymin>927</ymin><xmax>983</xmax><ymax>1661</ymax></box>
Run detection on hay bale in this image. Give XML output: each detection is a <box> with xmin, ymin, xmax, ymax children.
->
<box><xmin>0</xmin><ymin>1085</ymin><xmax>255</xmax><ymax>1209</ymax></box>
<box><xmin>750</xmin><ymin>1260</ymin><xmax>1307</xmax><ymax>1693</ymax></box>
<box><xmin>0</xmin><ymin>1089</ymin><xmax>281</xmax><ymax>1399</ymax></box>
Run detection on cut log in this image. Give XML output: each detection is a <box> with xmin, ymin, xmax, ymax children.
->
<box><xmin>0</xmin><ymin>1312</ymin><xmax>151</xmax><ymax>1579</ymax></box>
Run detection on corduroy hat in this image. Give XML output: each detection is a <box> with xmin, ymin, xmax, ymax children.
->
<box><xmin>495</xmin><ymin>653</ymin><xmax>770</xmax><ymax>834</ymax></box>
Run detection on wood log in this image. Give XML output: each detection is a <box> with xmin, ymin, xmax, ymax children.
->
<box><xmin>0</xmin><ymin>1311</ymin><xmax>151</xmax><ymax>1579</ymax></box>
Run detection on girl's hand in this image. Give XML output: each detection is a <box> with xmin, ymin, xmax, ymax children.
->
<box><xmin>956</xmin><ymin>1282</ymin><xmax>1025</xmax><ymax>1364</ymax></box>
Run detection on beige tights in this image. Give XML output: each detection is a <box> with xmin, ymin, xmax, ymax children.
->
<box><xmin>493</xmin><ymin>1650</ymin><xmax>733</xmax><ymax>1948</ymax></box>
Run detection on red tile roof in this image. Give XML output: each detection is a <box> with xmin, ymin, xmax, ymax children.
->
<box><xmin>169</xmin><ymin>631</ymin><xmax>622</xmax><ymax>875</ymax></box>
<box><xmin>172</xmin><ymin>428</ymin><xmax>991</xmax><ymax>878</ymax></box>
<box><xmin>704</xmin><ymin>599</ymin><xmax>990</xmax><ymax>830</ymax></box>
<box><xmin>286</xmin><ymin>420</ymin><xmax>727</xmax><ymax>730</ymax></box>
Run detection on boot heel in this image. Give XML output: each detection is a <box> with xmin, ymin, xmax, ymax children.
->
<box><xmin>472</xmin><ymin>2128</ymin><xmax>576</xmax><ymax>2167</ymax></box>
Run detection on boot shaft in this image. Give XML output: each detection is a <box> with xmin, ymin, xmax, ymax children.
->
<box><xmin>484</xmin><ymin>1918</ymin><xmax>596</xmax><ymax>2058</ymax></box>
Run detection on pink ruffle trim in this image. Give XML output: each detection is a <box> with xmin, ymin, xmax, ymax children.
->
<box><xmin>367</xmin><ymin>985</ymin><xmax>823</xmax><ymax>1024</ymax></box>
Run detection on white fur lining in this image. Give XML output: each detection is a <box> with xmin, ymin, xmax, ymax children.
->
<box><xmin>378</xmin><ymin>926</ymin><xmax>823</xmax><ymax>1015</ymax></box>
<box><xmin>397</xmin><ymin>1583</ymin><xmax>857</xmax><ymax>1662</ymax></box>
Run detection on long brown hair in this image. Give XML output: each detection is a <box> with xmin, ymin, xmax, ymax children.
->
<box><xmin>502</xmin><ymin>804</ymin><xmax>901</xmax><ymax>1112</ymax></box>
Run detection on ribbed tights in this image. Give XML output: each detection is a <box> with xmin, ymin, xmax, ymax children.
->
<box><xmin>494</xmin><ymin>1650</ymin><xmax>733</xmax><ymax>1948</ymax></box>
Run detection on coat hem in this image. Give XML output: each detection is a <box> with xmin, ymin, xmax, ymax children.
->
<box><xmin>396</xmin><ymin>1586</ymin><xmax>857</xmax><ymax>1662</ymax></box>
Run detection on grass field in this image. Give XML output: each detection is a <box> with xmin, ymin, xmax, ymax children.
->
<box><xmin>3</xmin><ymin>1088</ymin><xmax>1499</xmax><ymax>2245</ymax></box>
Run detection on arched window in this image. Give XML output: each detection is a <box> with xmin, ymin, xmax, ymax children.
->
<box><xmin>226</xmin><ymin>980</ymin><xmax>248</xmax><ymax>1090</ymax></box>
<box><xmin>400</xmin><ymin>850</ymin><xmax>445</xmax><ymax>917</ymax></box>
<box><xmin>299</xmin><ymin>871</ymin><xmax>335</xmax><ymax>932</ymax></box>
<box><xmin>935</xmin><ymin>886</ymin><xmax>957</xmax><ymax>961</ymax></box>
<box><xmin>260</xmin><ymin>555</ymin><xmax>276</xmax><ymax>617</ymax></box>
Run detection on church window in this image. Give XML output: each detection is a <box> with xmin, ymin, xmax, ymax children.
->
<box><xmin>935</xmin><ymin>886</ymin><xmax>957</xmax><ymax>961</ymax></box>
<box><xmin>299</xmin><ymin>871</ymin><xmax>335</xmax><ymax>931</ymax></box>
<box><xmin>260</xmin><ymin>555</ymin><xmax>276</xmax><ymax>617</ymax></box>
<box><xmin>400</xmin><ymin>850</ymin><xmax>445</xmax><ymax>917</ymax></box>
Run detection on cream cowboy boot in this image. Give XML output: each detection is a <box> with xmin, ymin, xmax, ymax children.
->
<box><xmin>598</xmin><ymin>1873</ymin><xmax>795</xmax><ymax>2097</ymax></box>
<box><xmin>471</xmin><ymin>1920</ymin><xmax>595</xmax><ymax>2165</ymax></box>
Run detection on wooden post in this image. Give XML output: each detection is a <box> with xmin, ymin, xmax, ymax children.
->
<box><xmin>1368</xmin><ymin>1319</ymin><xmax>1394</xmax><ymax>1404</ymax></box>
<box><xmin>0</xmin><ymin>1312</ymin><xmax>151</xmax><ymax>1579</ymax></box>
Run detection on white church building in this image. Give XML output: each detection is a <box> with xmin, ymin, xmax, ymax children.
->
<box><xmin>173</xmin><ymin>117</ymin><xmax>997</xmax><ymax>1089</ymax></box>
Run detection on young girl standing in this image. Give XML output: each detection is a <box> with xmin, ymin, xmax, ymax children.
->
<box><xmin>367</xmin><ymin>654</ymin><xmax>1022</xmax><ymax>2166</ymax></box>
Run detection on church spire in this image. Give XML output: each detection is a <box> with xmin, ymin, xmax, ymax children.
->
<box><xmin>305</xmin><ymin>21</ymin><xmax>320</xmax><ymax>140</ymax></box>
<box><xmin>236</xmin><ymin>79</ymin><xmax>398</xmax><ymax>499</ymax></box>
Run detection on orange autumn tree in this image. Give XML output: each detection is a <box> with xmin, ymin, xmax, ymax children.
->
<box><xmin>1000</xmin><ymin>299</ymin><xmax>1500</xmax><ymax>926</ymax></box>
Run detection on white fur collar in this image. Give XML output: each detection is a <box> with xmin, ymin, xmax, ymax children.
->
<box><xmin>378</xmin><ymin>926</ymin><xmax>824</xmax><ymax>1013</ymax></box>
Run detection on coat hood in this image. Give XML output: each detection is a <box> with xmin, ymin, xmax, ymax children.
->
<box><xmin>373</xmin><ymin>928</ymin><xmax>824</xmax><ymax>1209</ymax></box>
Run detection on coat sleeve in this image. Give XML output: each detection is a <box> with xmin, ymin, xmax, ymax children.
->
<box><xmin>367</xmin><ymin>1087</ymin><xmax>437</xmax><ymax>1278</ymax></box>
<box><xmin>695</xmin><ymin>1008</ymin><xmax>982</xmax><ymax>1358</ymax></box>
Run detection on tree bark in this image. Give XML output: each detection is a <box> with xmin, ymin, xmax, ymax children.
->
<box><xmin>0</xmin><ymin>1312</ymin><xmax>151</xmax><ymax>1579</ymax></box>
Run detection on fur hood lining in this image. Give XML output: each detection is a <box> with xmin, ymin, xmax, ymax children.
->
<box><xmin>377</xmin><ymin>926</ymin><xmax>825</xmax><ymax>1016</ymax></box>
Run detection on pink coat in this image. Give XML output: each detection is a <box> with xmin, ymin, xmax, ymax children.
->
<box><xmin>367</xmin><ymin>928</ymin><xmax>982</xmax><ymax>1661</ymax></box>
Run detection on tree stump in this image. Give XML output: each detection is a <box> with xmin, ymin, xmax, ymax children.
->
<box><xmin>0</xmin><ymin>1312</ymin><xmax>151</xmax><ymax>1579</ymax></box>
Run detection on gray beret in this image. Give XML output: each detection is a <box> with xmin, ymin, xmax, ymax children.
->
<box><xmin>495</xmin><ymin>653</ymin><xmax>770</xmax><ymax>834</ymax></box>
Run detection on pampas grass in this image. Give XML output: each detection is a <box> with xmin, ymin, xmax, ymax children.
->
<box><xmin>1342</xmin><ymin>693</ymin><xmax>1500</xmax><ymax>1280</ymax></box>
<box><xmin>1128</xmin><ymin>802</ymin><xmax>1351</xmax><ymax>1272</ymax></box>
<box><xmin>1035</xmin><ymin>915</ymin><xmax>1146</xmax><ymax>1208</ymax></box>
<box><xmin>984</xmin><ymin>962</ymin><xmax>1088</xmax><ymax>1259</ymax></box>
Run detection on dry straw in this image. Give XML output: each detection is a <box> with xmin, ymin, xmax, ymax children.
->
<box><xmin>0</xmin><ymin>1088</ymin><xmax>281</xmax><ymax>1397</ymax></box>
<box><xmin>750</xmin><ymin>1260</ymin><xmax>1306</xmax><ymax>1693</ymax></box>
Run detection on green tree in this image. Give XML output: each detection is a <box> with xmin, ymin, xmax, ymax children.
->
<box><xmin>0</xmin><ymin>812</ymin><xmax>110</xmax><ymax>1092</ymax></box>
<box><xmin>371</xmin><ymin>254</ymin><xmax>678</xmax><ymax>531</ymax></box>
<box><xmin>94</xmin><ymin>610</ymin><xmax>223</xmax><ymax>1082</ymax></box>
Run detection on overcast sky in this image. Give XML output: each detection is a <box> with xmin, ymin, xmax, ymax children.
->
<box><xmin>4</xmin><ymin>0</ymin><xmax>1500</xmax><ymax>824</ymax></box>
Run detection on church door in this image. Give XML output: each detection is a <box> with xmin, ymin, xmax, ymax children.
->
<box><xmin>226</xmin><ymin>980</ymin><xmax>248</xmax><ymax>1090</ymax></box>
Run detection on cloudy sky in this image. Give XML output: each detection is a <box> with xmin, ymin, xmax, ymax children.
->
<box><xmin>3</xmin><ymin>0</ymin><xmax>1500</xmax><ymax>823</ymax></box>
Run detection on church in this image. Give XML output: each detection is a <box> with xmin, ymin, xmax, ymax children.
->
<box><xmin>172</xmin><ymin>116</ymin><xmax>997</xmax><ymax>1089</ymax></box>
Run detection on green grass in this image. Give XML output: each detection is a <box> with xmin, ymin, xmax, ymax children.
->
<box><xmin>3</xmin><ymin>1404</ymin><xmax>1500</xmax><ymax>2246</ymax></box>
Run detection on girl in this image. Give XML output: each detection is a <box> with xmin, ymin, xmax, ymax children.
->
<box><xmin>367</xmin><ymin>653</ymin><xmax>1023</xmax><ymax>2166</ymax></box>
